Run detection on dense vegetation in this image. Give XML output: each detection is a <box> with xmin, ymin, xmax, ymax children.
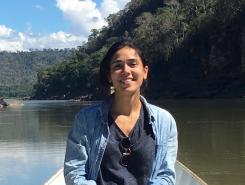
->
<box><xmin>0</xmin><ymin>49</ymin><xmax>74</xmax><ymax>97</ymax></box>
<box><xmin>19</xmin><ymin>0</ymin><xmax>245</xmax><ymax>99</ymax></box>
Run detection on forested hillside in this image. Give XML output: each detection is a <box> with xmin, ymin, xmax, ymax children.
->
<box><xmin>0</xmin><ymin>49</ymin><xmax>74</xmax><ymax>97</ymax></box>
<box><xmin>31</xmin><ymin>0</ymin><xmax>245</xmax><ymax>99</ymax></box>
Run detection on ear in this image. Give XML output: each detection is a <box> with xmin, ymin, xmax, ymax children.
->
<box><xmin>143</xmin><ymin>66</ymin><xmax>149</xmax><ymax>80</ymax></box>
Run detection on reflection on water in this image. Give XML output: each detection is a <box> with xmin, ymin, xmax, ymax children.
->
<box><xmin>0</xmin><ymin>100</ymin><xmax>85</xmax><ymax>185</ymax></box>
<box><xmin>153</xmin><ymin>99</ymin><xmax>245</xmax><ymax>185</ymax></box>
<box><xmin>0</xmin><ymin>99</ymin><xmax>244</xmax><ymax>185</ymax></box>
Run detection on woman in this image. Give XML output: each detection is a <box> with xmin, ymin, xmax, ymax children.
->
<box><xmin>64</xmin><ymin>40</ymin><xmax>178</xmax><ymax>185</ymax></box>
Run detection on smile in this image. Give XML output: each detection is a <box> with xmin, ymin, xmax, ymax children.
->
<box><xmin>120</xmin><ymin>78</ymin><xmax>134</xmax><ymax>83</ymax></box>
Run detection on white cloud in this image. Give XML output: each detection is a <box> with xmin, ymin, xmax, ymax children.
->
<box><xmin>0</xmin><ymin>25</ymin><xmax>14</xmax><ymax>37</ymax></box>
<box><xmin>56</xmin><ymin>0</ymin><xmax>130</xmax><ymax>36</ymax></box>
<box><xmin>0</xmin><ymin>25</ymin><xmax>85</xmax><ymax>51</ymax></box>
<box><xmin>56</xmin><ymin>0</ymin><xmax>106</xmax><ymax>36</ymax></box>
<box><xmin>99</xmin><ymin>0</ymin><xmax>130</xmax><ymax>17</ymax></box>
<box><xmin>0</xmin><ymin>0</ymin><xmax>130</xmax><ymax>51</ymax></box>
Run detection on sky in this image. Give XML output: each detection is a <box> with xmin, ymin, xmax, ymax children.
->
<box><xmin>0</xmin><ymin>0</ymin><xmax>130</xmax><ymax>51</ymax></box>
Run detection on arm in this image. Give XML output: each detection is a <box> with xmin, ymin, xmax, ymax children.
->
<box><xmin>150</xmin><ymin>115</ymin><xmax>178</xmax><ymax>185</ymax></box>
<box><xmin>64</xmin><ymin>112</ymin><xmax>97</xmax><ymax>185</ymax></box>
<box><xmin>162</xmin><ymin>116</ymin><xmax>178</xmax><ymax>185</ymax></box>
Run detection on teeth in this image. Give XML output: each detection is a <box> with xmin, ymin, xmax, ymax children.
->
<box><xmin>121</xmin><ymin>78</ymin><xmax>132</xmax><ymax>83</ymax></box>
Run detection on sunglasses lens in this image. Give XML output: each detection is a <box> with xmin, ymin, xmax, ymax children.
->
<box><xmin>120</xmin><ymin>153</ymin><xmax>131</xmax><ymax>166</ymax></box>
<box><xmin>121</xmin><ymin>137</ymin><xmax>131</xmax><ymax>148</ymax></box>
<box><xmin>120</xmin><ymin>137</ymin><xmax>131</xmax><ymax>166</ymax></box>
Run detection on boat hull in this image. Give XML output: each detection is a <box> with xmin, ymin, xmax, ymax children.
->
<box><xmin>44</xmin><ymin>161</ymin><xmax>207</xmax><ymax>185</ymax></box>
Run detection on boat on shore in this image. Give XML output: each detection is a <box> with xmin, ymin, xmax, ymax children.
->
<box><xmin>44</xmin><ymin>161</ymin><xmax>207</xmax><ymax>185</ymax></box>
<box><xmin>0</xmin><ymin>98</ymin><xmax>9</xmax><ymax>108</ymax></box>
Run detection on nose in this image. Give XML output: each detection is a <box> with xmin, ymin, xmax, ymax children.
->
<box><xmin>122</xmin><ymin>63</ymin><xmax>130</xmax><ymax>75</ymax></box>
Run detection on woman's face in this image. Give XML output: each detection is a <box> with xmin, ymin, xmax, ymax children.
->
<box><xmin>108</xmin><ymin>47</ymin><xmax>148</xmax><ymax>95</ymax></box>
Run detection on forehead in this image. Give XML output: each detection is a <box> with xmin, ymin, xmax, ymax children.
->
<box><xmin>111</xmin><ymin>47</ymin><xmax>140</xmax><ymax>60</ymax></box>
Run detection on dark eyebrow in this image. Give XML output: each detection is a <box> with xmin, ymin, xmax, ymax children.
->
<box><xmin>127</xmin><ymin>58</ymin><xmax>136</xmax><ymax>62</ymax></box>
<box><xmin>111</xmin><ymin>57</ymin><xmax>138</xmax><ymax>65</ymax></box>
<box><xmin>111</xmin><ymin>59</ymin><xmax>123</xmax><ymax>64</ymax></box>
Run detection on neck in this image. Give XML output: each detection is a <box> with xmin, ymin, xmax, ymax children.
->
<box><xmin>111</xmin><ymin>91</ymin><xmax>141</xmax><ymax>116</ymax></box>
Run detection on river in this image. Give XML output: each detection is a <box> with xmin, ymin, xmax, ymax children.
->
<box><xmin>0</xmin><ymin>99</ymin><xmax>244</xmax><ymax>185</ymax></box>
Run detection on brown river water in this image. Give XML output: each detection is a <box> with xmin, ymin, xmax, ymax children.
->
<box><xmin>0</xmin><ymin>99</ymin><xmax>244</xmax><ymax>185</ymax></box>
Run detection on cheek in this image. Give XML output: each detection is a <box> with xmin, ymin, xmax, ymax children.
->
<box><xmin>108</xmin><ymin>71</ymin><xmax>117</xmax><ymax>82</ymax></box>
<box><xmin>110</xmin><ymin>69</ymin><xmax>122</xmax><ymax>77</ymax></box>
<box><xmin>135</xmin><ymin>68</ymin><xmax>148</xmax><ymax>79</ymax></box>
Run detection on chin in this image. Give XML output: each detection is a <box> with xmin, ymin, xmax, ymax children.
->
<box><xmin>116</xmin><ymin>88</ymin><xmax>140</xmax><ymax>95</ymax></box>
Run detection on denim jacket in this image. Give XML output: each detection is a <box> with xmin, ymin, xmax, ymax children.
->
<box><xmin>64</xmin><ymin>96</ymin><xmax>178</xmax><ymax>185</ymax></box>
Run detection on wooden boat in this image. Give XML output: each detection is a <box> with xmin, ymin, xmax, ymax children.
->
<box><xmin>175</xmin><ymin>161</ymin><xmax>207</xmax><ymax>185</ymax></box>
<box><xmin>44</xmin><ymin>161</ymin><xmax>207</xmax><ymax>185</ymax></box>
<box><xmin>44</xmin><ymin>168</ymin><xmax>64</xmax><ymax>185</ymax></box>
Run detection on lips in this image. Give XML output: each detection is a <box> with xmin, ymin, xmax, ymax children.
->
<box><xmin>120</xmin><ymin>78</ymin><xmax>134</xmax><ymax>84</ymax></box>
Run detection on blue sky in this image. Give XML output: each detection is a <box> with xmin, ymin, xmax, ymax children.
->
<box><xmin>0</xmin><ymin>0</ymin><xmax>130</xmax><ymax>51</ymax></box>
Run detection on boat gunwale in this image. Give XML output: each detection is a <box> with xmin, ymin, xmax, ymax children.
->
<box><xmin>176</xmin><ymin>160</ymin><xmax>208</xmax><ymax>185</ymax></box>
<box><xmin>44</xmin><ymin>160</ymin><xmax>208</xmax><ymax>185</ymax></box>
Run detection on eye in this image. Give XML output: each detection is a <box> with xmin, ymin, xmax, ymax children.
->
<box><xmin>128</xmin><ymin>59</ymin><xmax>137</xmax><ymax>67</ymax></box>
<box><xmin>111</xmin><ymin>61</ymin><xmax>123</xmax><ymax>70</ymax></box>
<box><xmin>115</xmin><ymin>63</ymin><xmax>123</xmax><ymax>69</ymax></box>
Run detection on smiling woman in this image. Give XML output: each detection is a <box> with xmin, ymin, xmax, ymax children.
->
<box><xmin>64</xmin><ymin>40</ymin><xmax>178</xmax><ymax>185</ymax></box>
<box><xmin>109</xmin><ymin>47</ymin><xmax>148</xmax><ymax>94</ymax></box>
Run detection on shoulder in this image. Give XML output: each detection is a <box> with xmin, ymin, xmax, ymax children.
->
<box><xmin>141</xmin><ymin>96</ymin><xmax>176</xmax><ymax>126</ymax></box>
<box><xmin>141</xmin><ymin>96</ymin><xmax>174</xmax><ymax>120</ymax></box>
<box><xmin>73</xmin><ymin>102</ymin><xmax>103</xmax><ymax>128</ymax></box>
<box><xmin>68</xmin><ymin>102</ymin><xmax>104</xmax><ymax>138</ymax></box>
<box><xmin>147</xmin><ymin>103</ymin><xmax>177</xmax><ymax>144</ymax></box>
<box><xmin>147</xmin><ymin>103</ymin><xmax>175</xmax><ymax>121</ymax></box>
<box><xmin>146</xmin><ymin>103</ymin><xmax>177</xmax><ymax>133</ymax></box>
<box><xmin>76</xmin><ymin>102</ymin><xmax>101</xmax><ymax>118</ymax></box>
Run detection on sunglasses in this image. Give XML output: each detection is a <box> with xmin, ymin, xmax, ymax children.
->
<box><xmin>119</xmin><ymin>137</ymin><xmax>132</xmax><ymax>167</ymax></box>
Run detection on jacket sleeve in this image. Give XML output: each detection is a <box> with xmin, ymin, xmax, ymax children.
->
<box><xmin>150</xmin><ymin>114</ymin><xmax>178</xmax><ymax>185</ymax></box>
<box><xmin>64</xmin><ymin>112</ymin><xmax>97</xmax><ymax>185</ymax></box>
<box><xmin>162</xmin><ymin>115</ymin><xmax>178</xmax><ymax>185</ymax></box>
